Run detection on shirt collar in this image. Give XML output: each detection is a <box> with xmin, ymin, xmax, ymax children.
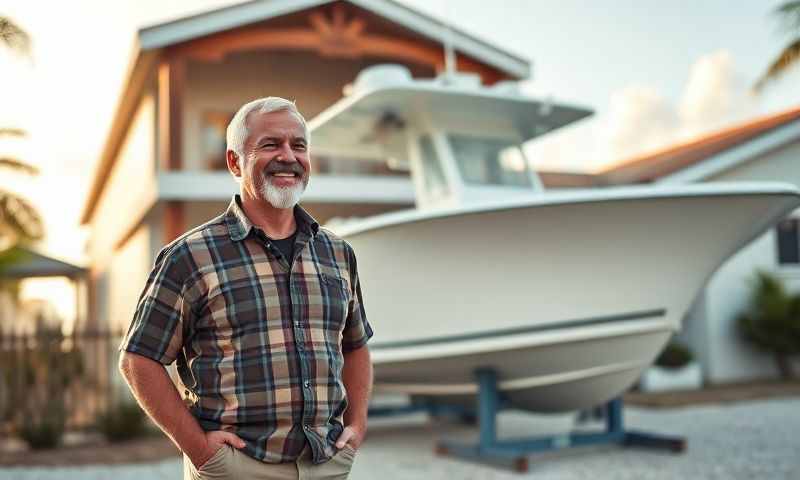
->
<box><xmin>226</xmin><ymin>195</ymin><xmax>319</xmax><ymax>242</ymax></box>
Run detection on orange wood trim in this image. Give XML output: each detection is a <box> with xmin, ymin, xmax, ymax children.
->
<box><xmin>172</xmin><ymin>27</ymin><xmax>509</xmax><ymax>85</ymax></box>
<box><xmin>164</xmin><ymin>201</ymin><xmax>186</xmax><ymax>244</ymax></box>
<box><xmin>158</xmin><ymin>56</ymin><xmax>185</xmax><ymax>171</ymax></box>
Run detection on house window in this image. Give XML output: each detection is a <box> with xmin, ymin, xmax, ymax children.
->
<box><xmin>776</xmin><ymin>218</ymin><xmax>800</xmax><ymax>265</ymax></box>
<box><xmin>202</xmin><ymin>111</ymin><xmax>233</xmax><ymax>170</ymax></box>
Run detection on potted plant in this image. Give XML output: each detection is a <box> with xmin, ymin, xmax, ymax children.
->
<box><xmin>640</xmin><ymin>342</ymin><xmax>702</xmax><ymax>392</ymax></box>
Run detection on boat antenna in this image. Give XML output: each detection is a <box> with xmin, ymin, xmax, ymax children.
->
<box><xmin>441</xmin><ymin>0</ymin><xmax>456</xmax><ymax>84</ymax></box>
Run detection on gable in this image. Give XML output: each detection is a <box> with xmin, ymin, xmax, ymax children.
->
<box><xmin>140</xmin><ymin>0</ymin><xmax>529</xmax><ymax>79</ymax></box>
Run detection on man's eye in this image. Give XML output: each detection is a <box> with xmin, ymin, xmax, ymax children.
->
<box><xmin>294</xmin><ymin>144</ymin><xmax>307</xmax><ymax>150</ymax></box>
<box><xmin>261</xmin><ymin>143</ymin><xmax>276</xmax><ymax>149</ymax></box>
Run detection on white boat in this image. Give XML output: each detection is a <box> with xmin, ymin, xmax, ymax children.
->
<box><xmin>309</xmin><ymin>65</ymin><xmax>800</xmax><ymax>413</ymax></box>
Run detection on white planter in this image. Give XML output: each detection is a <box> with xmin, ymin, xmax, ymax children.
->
<box><xmin>640</xmin><ymin>362</ymin><xmax>703</xmax><ymax>393</ymax></box>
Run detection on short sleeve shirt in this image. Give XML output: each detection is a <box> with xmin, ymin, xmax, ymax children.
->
<box><xmin>120</xmin><ymin>196</ymin><xmax>372</xmax><ymax>464</ymax></box>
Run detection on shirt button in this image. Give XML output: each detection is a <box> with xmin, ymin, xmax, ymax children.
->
<box><xmin>295</xmin><ymin>321</ymin><xmax>301</xmax><ymax>327</ymax></box>
<box><xmin>303</xmin><ymin>425</ymin><xmax>310</xmax><ymax>431</ymax></box>
<box><xmin>303</xmin><ymin>380</ymin><xmax>310</xmax><ymax>388</ymax></box>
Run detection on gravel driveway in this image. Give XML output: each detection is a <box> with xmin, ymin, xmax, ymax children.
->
<box><xmin>2</xmin><ymin>398</ymin><xmax>798</xmax><ymax>479</ymax></box>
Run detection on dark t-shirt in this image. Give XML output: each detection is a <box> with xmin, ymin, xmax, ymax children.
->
<box><xmin>268</xmin><ymin>230</ymin><xmax>298</xmax><ymax>266</ymax></box>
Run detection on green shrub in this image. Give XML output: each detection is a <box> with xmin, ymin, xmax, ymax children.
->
<box><xmin>655</xmin><ymin>342</ymin><xmax>693</xmax><ymax>369</ymax></box>
<box><xmin>738</xmin><ymin>271</ymin><xmax>800</xmax><ymax>379</ymax></box>
<box><xmin>97</xmin><ymin>402</ymin><xmax>147</xmax><ymax>442</ymax></box>
<box><xmin>9</xmin><ymin>324</ymin><xmax>83</xmax><ymax>448</ymax></box>
<box><xmin>19</xmin><ymin>409</ymin><xmax>65</xmax><ymax>450</ymax></box>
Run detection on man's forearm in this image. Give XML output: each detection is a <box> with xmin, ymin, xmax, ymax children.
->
<box><xmin>119</xmin><ymin>352</ymin><xmax>208</xmax><ymax>461</ymax></box>
<box><xmin>342</xmin><ymin>345</ymin><xmax>373</xmax><ymax>430</ymax></box>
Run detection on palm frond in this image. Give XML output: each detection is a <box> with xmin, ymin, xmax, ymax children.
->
<box><xmin>754</xmin><ymin>37</ymin><xmax>800</xmax><ymax>91</ymax></box>
<box><xmin>0</xmin><ymin>191</ymin><xmax>44</xmax><ymax>243</ymax></box>
<box><xmin>0</xmin><ymin>157</ymin><xmax>38</xmax><ymax>175</ymax></box>
<box><xmin>0</xmin><ymin>128</ymin><xmax>26</xmax><ymax>138</ymax></box>
<box><xmin>0</xmin><ymin>17</ymin><xmax>30</xmax><ymax>57</ymax></box>
<box><xmin>775</xmin><ymin>1</ymin><xmax>800</xmax><ymax>32</ymax></box>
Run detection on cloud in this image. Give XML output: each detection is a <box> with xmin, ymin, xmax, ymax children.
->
<box><xmin>602</xmin><ymin>86</ymin><xmax>680</xmax><ymax>164</ymax></box>
<box><xmin>599</xmin><ymin>50</ymin><xmax>756</xmax><ymax>167</ymax></box>
<box><xmin>678</xmin><ymin>50</ymin><xmax>755</xmax><ymax>137</ymax></box>
<box><xmin>530</xmin><ymin>50</ymin><xmax>758</xmax><ymax>173</ymax></box>
<box><xmin>525</xmin><ymin>120</ymin><xmax>602</xmax><ymax>172</ymax></box>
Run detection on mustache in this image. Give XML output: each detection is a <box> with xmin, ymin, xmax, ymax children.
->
<box><xmin>263</xmin><ymin>161</ymin><xmax>306</xmax><ymax>176</ymax></box>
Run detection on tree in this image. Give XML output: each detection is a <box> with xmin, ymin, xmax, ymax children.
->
<box><xmin>0</xmin><ymin>16</ymin><xmax>30</xmax><ymax>57</ymax></box>
<box><xmin>737</xmin><ymin>271</ymin><xmax>800</xmax><ymax>379</ymax></box>
<box><xmin>0</xmin><ymin>15</ymin><xmax>43</xmax><ymax>252</ymax></box>
<box><xmin>754</xmin><ymin>1</ymin><xmax>800</xmax><ymax>91</ymax></box>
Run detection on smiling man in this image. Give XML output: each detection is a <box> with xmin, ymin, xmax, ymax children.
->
<box><xmin>119</xmin><ymin>97</ymin><xmax>373</xmax><ymax>480</ymax></box>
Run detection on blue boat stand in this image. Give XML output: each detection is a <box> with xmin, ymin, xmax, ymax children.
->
<box><xmin>426</xmin><ymin>368</ymin><xmax>687</xmax><ymax>472</ymax></box>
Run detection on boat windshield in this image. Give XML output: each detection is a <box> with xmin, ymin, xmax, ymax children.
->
<box><xmin>449</xmin><ymin>134</ymin><xmax>532</xmax><ymax>188</ymax></box>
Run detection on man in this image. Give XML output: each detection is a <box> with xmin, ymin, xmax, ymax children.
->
<box><xmin>119</xmin><ymin>97</ymin><xmax>373</xmax><ymax>480</ymax></box>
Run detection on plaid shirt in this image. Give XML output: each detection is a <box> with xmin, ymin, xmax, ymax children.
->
<box><xmin>120</xmin><ymin>196</ymin><xmax>372</xmax><ymax>464</ymax></box>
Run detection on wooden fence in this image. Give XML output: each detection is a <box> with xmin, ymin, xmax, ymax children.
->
<box><xmin>0</xmin><ymin>328</ymin><xmax>126</xmax><ymax>434</ymax></box>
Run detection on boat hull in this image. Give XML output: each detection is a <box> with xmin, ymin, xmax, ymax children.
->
<box><xmin>336</xmin><ymin>184</ymin><xmax>800</xmax><ymax>412</ymax></box>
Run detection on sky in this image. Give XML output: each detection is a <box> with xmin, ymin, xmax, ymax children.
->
<box><xmin>1</xmin><ymin>0</ymin><xmax>799</xmax><ymax>265</ymax></box>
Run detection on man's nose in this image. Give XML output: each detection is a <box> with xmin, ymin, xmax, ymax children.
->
<box><xmin>276</xmin><ymin>143</ymin><xmax>295</xmax><ymax>162</ymax></box>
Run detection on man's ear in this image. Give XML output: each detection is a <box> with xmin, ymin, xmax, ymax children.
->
<box><xmin>226</xmin><ymin>150</ymin><xmax>241</xmax><ymax>178</ymax></box>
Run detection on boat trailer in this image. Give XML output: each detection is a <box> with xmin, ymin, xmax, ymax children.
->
<box><xmin>370</xmin><ymin>368</ymin><xmax>687</xmax><ymax>473</ymax></box>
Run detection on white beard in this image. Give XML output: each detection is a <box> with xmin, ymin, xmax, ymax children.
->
<box><xmin>260</xmin><ymin>175</ymin><xmax>308</xmax><ymax>209</ymax></box>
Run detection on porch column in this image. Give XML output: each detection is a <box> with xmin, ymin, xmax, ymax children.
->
<box><xmin>157</xmin><ymin>55</ymin><xmax>186</xmax><ymax>171</ymax></box>
<box><xmin>164</xmin><ymin>201</ymin><xmax>186</xmax><ymax>244</ymax></box>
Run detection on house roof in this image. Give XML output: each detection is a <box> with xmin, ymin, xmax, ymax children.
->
<box><xmin>80</xmin><ymin>0</ymin><xmax>532</xmax><ymax>225</ymax></box>
<box><xmin>0</xmin><ymin>246</ymin><xmax>86</xmax><ymax>279</ymax></box>
<box><xmin>139</xmin><ymin>0</ymin><xmax>530</xmax><ymax>78</ymax></box>
<box><xmin>597</xmin><ymin>105</ymin><xmax>800</xmax><ymax>185</ymax></box>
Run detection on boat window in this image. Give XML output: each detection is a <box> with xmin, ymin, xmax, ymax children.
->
<box><xmin>449</xmin><ymin>134</ymin><xmax>532</xmax><ymax>188</ymax></box>
<box><xmin>418</xmin><ymin>135</ymin><xmax>449</xmax><ymax>197</ymax></box>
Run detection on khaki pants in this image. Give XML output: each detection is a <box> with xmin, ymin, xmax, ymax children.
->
<box><xmin>184</xmin><ymin>444</ymin><xmax>357</xmax><ymax>480</ymax></box>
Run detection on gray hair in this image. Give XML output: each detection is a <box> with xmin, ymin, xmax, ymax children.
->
<box><xmin>226</xmin><ymin>97</ymin><xmax>309</xmax><ymax>160</ymax></box>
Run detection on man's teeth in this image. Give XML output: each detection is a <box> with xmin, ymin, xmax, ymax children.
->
<box><xmin>272</xmin><ymin>173</ymin><xmax>295</xmax><ymax>177</ymax></box>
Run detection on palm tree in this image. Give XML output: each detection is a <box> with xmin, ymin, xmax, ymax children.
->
<box><xmin>754</xmin><ymin>1</ymin><xmax>800</xmax><ymax>91</ymax></box>
<box><xmin>0</xmin><ymin>15</ymin><xmax>43</xmax><ymax>251</ymax></box>
<box><xmin>0</xmin><ymin>16</ymin><xmax>30</xmax><ymax>57</ymax></box>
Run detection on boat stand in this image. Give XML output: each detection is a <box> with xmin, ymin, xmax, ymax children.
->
<box><xmin>435</xmin><ymin>368</ymin><xmax>686</xmax><ymax>473</ymax></box>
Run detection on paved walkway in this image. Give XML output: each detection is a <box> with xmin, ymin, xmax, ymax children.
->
<box><xmin>1</xmin><ymin>397</ymin><xmax>798</xmax><ymax>479</ymax></box>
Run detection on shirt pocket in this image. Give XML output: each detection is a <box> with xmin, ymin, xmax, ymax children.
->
<box><xmin>315</xmin><ymin>264</ymin><xmax>351</xmax><ymax>331</ymax></box>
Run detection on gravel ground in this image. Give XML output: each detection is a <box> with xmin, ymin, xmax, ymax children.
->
<box><xmin>1</xmin><ymin>397</ymin><xmax>798</xmax><ymax>479</ymax></box>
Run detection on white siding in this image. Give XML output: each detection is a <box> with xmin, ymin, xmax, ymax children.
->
<box><xmin>712</xmin><ymin>140</ymin><xmax>800</xmax><ymax>187</ymax></box>
<box><xmin>698</xmin><ymin>139</ymin><xmax>800</xmax><ymax>382</ymax></box>
<box><xmin>88</xmin><ymin>94</ymin><xmax>158</xmax><ymax>267</ymax></box>
<box><xmin>108</xmin><ymin>224</ymin><xmax>153</xmax><ymax>332</ymax></box>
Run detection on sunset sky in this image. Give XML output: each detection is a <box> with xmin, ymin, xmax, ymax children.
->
<box><xmin>1</xmin><ymin>0</ymin><xmax>799</xmax><ymax>264</ymax></box>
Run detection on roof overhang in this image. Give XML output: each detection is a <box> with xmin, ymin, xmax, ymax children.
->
<box><xmin>0</xmin><ymin>246</ymin><xmax>86</xmax><ymax>279</ymax></box>
<box><xmin>598</xmin><ymin>106</ymin><xmax>800</xmax><ymax>185</ymax></box>
<box><xmin>657</xmin><ymin>119</ymin><xmax>800</xmax><ymax>184</ymax></box>
<box><xmin>139</xmin><ymin>0</ymin><xmax>530</xmax><ymax>79</ymax></box>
